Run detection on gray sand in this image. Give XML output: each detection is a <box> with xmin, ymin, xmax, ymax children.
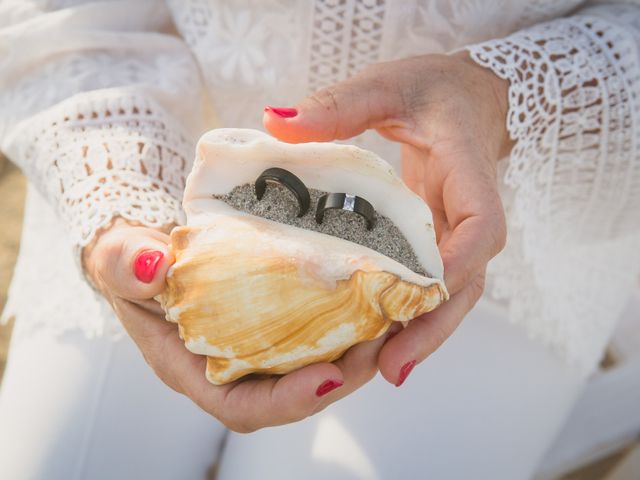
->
<box><xmin>213</xmin><ymin>183</ymin><xmax>427</xmax><ymax>276</ymax></box>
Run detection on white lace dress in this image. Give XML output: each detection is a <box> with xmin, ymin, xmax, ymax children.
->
<box><xmin>1</xmin><ymin>0</ymin><xmax>639</xmax><ymax>379</ymax></box>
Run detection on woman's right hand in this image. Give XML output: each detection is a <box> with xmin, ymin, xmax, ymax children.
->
<box><xmin>82</xmin><ymin>219</ymin><xmax>390</xmax><ymax>432</ymax></box>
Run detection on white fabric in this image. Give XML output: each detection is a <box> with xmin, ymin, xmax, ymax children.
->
<box><xmin>2</xmin><ymin>186</ymin><xmax>122</xmax><ymax>340</ymax></box>
<box><xmin>0</xmin><ymin>0</ymin><xmax>208</xmax><ymax>254</ymax></box>
<box><xmin>0</xmin><ymin>301</ymin><xmax>226</xmax><ymax>480</ymax></box>
<box><xmin>0</xmin><ymin>293</ymin><xmax>584</xmax><ymax>480</ymax></box>
<box><xmin>0</xmin><ymin>1</ymin><xmax>639</xmax><ymax>378</ymax></box>
<box><xmin>0</xmin><ymin>179</ymin><xmax>228</xmax><ymax>479</ymax></box>
<box><xmin>218</xmin><ymin>300</ymin><xmax>584</xmax><ymax>480</ymax></box>
<box><xmin>466</xmin><ymin>4</ymin><xmax>640</xmax><ymax>375</ymax></box>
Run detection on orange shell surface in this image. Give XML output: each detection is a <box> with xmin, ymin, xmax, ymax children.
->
<box><xmin>159</xmin><ymin>216</ymin><xmax>448</xmax><ymax>385</ymax></box>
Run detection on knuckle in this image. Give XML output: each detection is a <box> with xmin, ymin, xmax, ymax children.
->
<box><xmin>308</xmin><ymin>87</ymin><xmax>342</xmax><ymax>139</ymax></box>
<box><xmin>431</xmin><ymin>323</ymin><xmax>452</xmax><ymax>350</ymax></box>
<box><xmin>220</xmin><ymin>414</ymin><xmax>257</xmax><ymax>434</ymax></box>
<box><xmin>448</xmin><ymin>255</ymin><xmax>475</xmax><ymax>292</ymax></box>
<box><xmin>145</xmin><ymin>352</ymin><xmax>176</xmax><ymax>390</ymax></box>
<box><xmin>311</xmin><ymin>401</ymin><xmax>330</xmax><ymax>416</ymax></box>
<box><xmin>95</xmin><ymin>240</ymin><xmax>125</xmax><ymax>285</ymax></box>
<box><xmin>492</xmin><ymin>208</ymin><xmax>508</xmax><ymax>254</ymax></box>
<box><xmin>474</xmin><ymin>274</ymin><xmax>486</xmax><ymax>297</ymax></box>
<box><xmin>148</xmin><ymin>361</ymin><xmax>182</xmax><ymax>395</ymax></box>
<box><xmin>286</xmin><ymin>409</ymin><xmax>309</xmax><ymax>426</ymax></box>
<box><xmin>271</xmin><ymin>391</ymin><xmax>309</xmax><ymax>427</ymax></box>
<box><xmin>187</xmin><ymin>389</ymin><xmax>236</xmax><ymax>429</ymax></box>
<box><xmin>360</xmin><ymin>362</ymin><xmax>378</xmax><ymax>384</ymax></box>
<box><xmin>461</xmin><ymin>262</ymin><xmax>475</xmax><ymax>288</ymax></box>
<box><xmin>310</xmin><ymin>85</ymin><xmax>340</xmax><ymax>114</ymax></box>
<box><xmin>467</xmin><ymin>272</ymin><xmax>486</xmax><ymax>306</ymax></box>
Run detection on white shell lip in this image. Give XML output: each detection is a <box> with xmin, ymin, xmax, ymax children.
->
<box><xmin>184</xmin><ymin>128</ymin><xmax>445</xmax><ymax>281</ymax></box>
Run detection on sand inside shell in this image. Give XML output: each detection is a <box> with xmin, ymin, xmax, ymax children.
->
<box><xmin>213</xmin><ymin>183</ymin><xmax>428</xmax><ymax>276</ymax></box>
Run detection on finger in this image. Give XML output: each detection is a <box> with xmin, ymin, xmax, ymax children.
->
<box><xmin>311</xmin><ymin>326</ymin><xmax>392</xmax><ymax>413</ymax></box>
<box><xmin>400</xmin><ymin>145</ymin><xmax>428</xmax><ymax>201</ymax></box>
<box><xmin>219</xmin><ymin>327</ymin><xmax>393</xmax><ymax>428</ymax></box>
<box><xmin>440</xmin><ymin>216</ymin><xmax>500</xmax><ymax>295</ymax></box>
<box><xmin>222</xmin><ymin>331</ymin><xmax>392</xmax><ymax>429</ymax></box>
<box><xmin>214</xmin><ymin>362</ymin><xmax>345</xmax><ymax>433</ymax></box>
<box><xmin>93</xmin><ymin>227</ymin><xmax>174</xmax><ymax>301</ymax></box>
<box><xmin>378</xmin><ymin>271</ymin><xmax>486</xmax><ymax>386</ymax></box>
<box><xmin>400</xmin><ymin>145</ymin><xmax>449</xmax><ymax>242</ymax></box>
<box><xmin>114</xmin><ymin>298</ymin><xmax>349</xmax><ymax>433</ymax></box>
<box><xmin>438</xmin><ymin>158</ymin><xmax>506</xmax><ymax>295</ymax></box>
<box><xmin>263</xmin><ymin>64</ymin><xmax>408</xmax><ymax>143</ymax></box>
<box><xmin>401</xmin><ymin>142</ymin><xmax>503</xmax><ymax>291</ymax></box>
<box><xmin>133</xmin><ymin>298</ymin><xmax>166</xmax><ymax>316</ymax></box>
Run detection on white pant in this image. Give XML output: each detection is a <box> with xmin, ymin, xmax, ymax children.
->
<box><xmin>0</xmin><ymin>319</ymin><xmax>227</xmax><ymax>480</ymax></box>
<box><xmin>0</xmin><ymin>298</ymin><xmax>585</xmax><ymax>480</ymax></box>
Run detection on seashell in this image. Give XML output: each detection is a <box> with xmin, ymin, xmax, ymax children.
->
<box><xmin>158</xmin><ymin>129</ymin><xmax>448</xmax><ymax>385</ymax></box>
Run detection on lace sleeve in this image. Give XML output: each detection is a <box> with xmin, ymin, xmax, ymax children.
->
<box><xmin>0</xmin><ymin>0</ymin><xmax>209</xmax><ymax>265</ymax></box>
<box><xmin>466</xmin><ymin>3</ymin><xmax>640</xmax><ymax>375</ymax></box>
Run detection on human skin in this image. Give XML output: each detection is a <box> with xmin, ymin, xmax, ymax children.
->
<box><xmin>83</xmin><ymin>51</ymin><xmax>510</xmax><ymax>433</ymax></box>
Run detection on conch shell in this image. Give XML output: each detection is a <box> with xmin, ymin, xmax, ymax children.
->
<box><xmin>158</xmin><ymin>129</ymin><xmax>448</xmax><ymax>385</ymax></box>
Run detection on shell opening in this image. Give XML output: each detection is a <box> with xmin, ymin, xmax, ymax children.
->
<box><xmin>212</xmin><ymin>182</ymin><xmax>430</xmax><ymax>276</ymax></box>
<box><xmin>255</xmin><ymin>167</ymin><xmax>311</xmax><ymax>217</ymax></box>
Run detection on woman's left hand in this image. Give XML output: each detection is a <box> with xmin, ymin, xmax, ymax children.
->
<box><xmin>83</xmin><ymin>219</ymin><xmax>393</xmax><ymax>433</ymax></box>
<box><xmin>264</xmin><ymin>51</ymin><xmax>510</xmax><ymax>386</ymax></box>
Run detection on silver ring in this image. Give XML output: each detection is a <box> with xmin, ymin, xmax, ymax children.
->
<box><xmin>315</xmin><ymin>193</ymin><xmax>376</xmax><ymax>230</ymax></box>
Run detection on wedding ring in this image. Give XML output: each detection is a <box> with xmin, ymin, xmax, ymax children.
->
<box><xmin>255</xmin><ymin>167</ymin><xmax>311</xmax><ymax>217</ymax></box>
<box><xmin>315</xmin><ymin>193</ymin><xmax>376</xmax><ymax>230</ymax></box>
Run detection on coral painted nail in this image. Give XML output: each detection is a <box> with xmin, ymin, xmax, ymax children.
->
<box><xmin>134</xmin><ymin>250</ymin><xmax>164</xmax><ymax>283</ymax></box>
<box><xmin>395</xmin><ymin>360</ymin><xmax>417</xmax><ymax>387</ymax></box>
<box><xmin>264</xmin><ymin>106</ymin><xmax>298</xmax><ymax>118</ymax></box>
<box><xmin>316</xmin><ymin>379</ymin><xmax>344</xmax><ymax>397</ymax></box>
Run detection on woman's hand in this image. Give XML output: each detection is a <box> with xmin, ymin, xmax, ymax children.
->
<box><xmin>264</xmin><ymin>51</ymin><xmax>510</xmax><ymax>386</ymax></box>
<box><xmin>82</xmin><ymin>219</ymin><xmax>392</xmax><ymax>432</ymax></box>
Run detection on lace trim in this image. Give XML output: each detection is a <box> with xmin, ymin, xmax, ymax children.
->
<box><xmin>467</xmin><ymin>14</ymin><xmax>640</xmax><ymax>375</ymax></box>
<box><xmin>3</xmin><ymin>91</ymin><xmax>194</xmax><ymax>249</ymax></box>
<box><xmin>1</xmin><ymin>186</ymin><xmax>124</xmax><ymax>340</ymax></box>
<box><xmin>308</xmin><ymin>0</ymin><xmax>386</xmax><ymax>91</ymax></box>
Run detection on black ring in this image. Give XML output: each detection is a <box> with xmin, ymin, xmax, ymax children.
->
<box><xmin>254</xmin><ymin>167</ymin><xmax>311</xmax><ymax>217</ymax></box>
<box><xmin>315</xmin><ymin>193</ymin><xmax>376</xmax><ymax>230</ymax></box>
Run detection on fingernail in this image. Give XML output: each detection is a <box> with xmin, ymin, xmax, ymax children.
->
<box><xmin>395</xmin><ymin>360</ymin><xmax>417</xmax><ymax>387</ymax></box>
<box><xmin>316</xmin><ymin>379</ymin><xmax>344</xmax><ymax>397</ymax></box>
<box><xmin>264</xmin><ymin>106</ymin><xmax>298</xmax><ymax>118</ymax></box>
<box><xmin>134</xmin><ymin>250</ymin><xmax>164</xmax><ymax>283</ymax></box>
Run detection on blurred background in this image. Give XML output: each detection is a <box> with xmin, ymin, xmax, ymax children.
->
<box><xmin>0</xmin><ymin>154</ymin><xmax>24</xmax><ymax>382</ymax></box>
<box><xmin>0</xmin><ymin>153</ymin><xmax>637</xmax><ymax>479</ymax></box>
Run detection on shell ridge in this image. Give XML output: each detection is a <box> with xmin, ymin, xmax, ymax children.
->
<box><xmin>206</xmin><ymin>269</ymin><xmax>395</xmax><ymax>363</ymax></box>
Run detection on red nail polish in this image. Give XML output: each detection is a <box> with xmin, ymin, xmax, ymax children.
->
<box><xmin>316</xmin><ymin>379</ymin><xmax>344</xmax><ymax>397</ymax></box>
<box><xmin>395</xmin><ymin>360</ymin><xmax>417</xmax><ymax>387</ymax></box>
<box><xmin>134</xmin><ymin>250</ymin><xmax>164</xmax><ymax>283</ymax></box>
<box><xmin>264</xmin><ymin>106</ymin><xmax>298</xmax><ymax>118</ymax></box>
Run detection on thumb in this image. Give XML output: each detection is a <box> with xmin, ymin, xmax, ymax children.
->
<box><xmin>263</xmin><ymin>66</ymin><xmax>404</xmax><ymax>143</ymax></box>
<box><xmin>89</xmin><ymin>226</ymin><xmax>173</xmax><ymax>301</ymax></box>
